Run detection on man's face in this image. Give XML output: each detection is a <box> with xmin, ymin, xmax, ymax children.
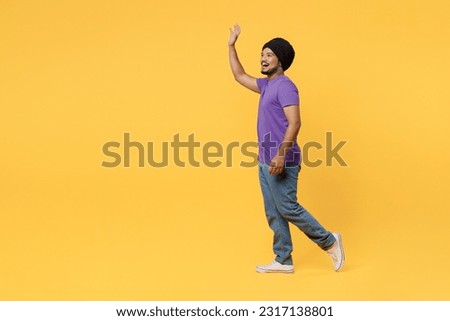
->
<box><xmin>260</xmin><ymin>47</ymin><xmax>281</xmax><ymax>76</ymax></box>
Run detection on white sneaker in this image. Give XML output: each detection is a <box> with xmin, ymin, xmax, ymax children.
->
<box><xmin>327</xmin><ymin>232</ymin><xmax>345</xmax><ymax>271</ymax></box>
<box><xmin>256</xmin><ymin>260</ymin><xmax>294</xmax><ymax>273</ymax></box>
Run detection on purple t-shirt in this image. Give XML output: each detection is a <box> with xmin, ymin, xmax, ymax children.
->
<box><xmin>256</xmin><ymin>75</ymin><xmax>301</xmax><ymax>167</ymax></box>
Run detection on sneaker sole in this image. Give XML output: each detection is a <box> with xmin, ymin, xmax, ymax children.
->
<box><xmin>334</xmin><ymin>232</ymin><xmax>345</xmax><ymax>272</ymax></box>
<box><xmin>256</xmin><ymin>267</ymin><xmax>294</xmax><ymax>273</ymax></box>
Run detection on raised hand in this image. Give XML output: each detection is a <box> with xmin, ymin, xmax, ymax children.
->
<box><xmin>228</xmin><ymin>24</ymin><xmax>241</xmax><ymax>46</ymax></box>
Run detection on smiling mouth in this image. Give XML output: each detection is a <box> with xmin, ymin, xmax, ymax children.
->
<box><xmin>261</xmin><ymin>63</ymin><xmax>269</xmax><ymax>68</ymax></box>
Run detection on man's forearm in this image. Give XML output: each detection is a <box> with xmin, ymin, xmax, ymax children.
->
<box><xmin>276</xmin><ymin>124</ymin><xmax>300</xmax><ymax>157</ymax></box>
<box><xmin>228</xmin><ymin>44</ymin><xmax>246</xmax><ymax>80</ymax></box>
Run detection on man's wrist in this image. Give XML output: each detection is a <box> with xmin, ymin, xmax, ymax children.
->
<box><xmin>277</xmin><ymin>142</ymin><xmax>293</xmax><ymax>157</ymax></box>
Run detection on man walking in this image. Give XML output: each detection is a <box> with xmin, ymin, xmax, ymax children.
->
<box><xmin>228</xmin><ymin>24</ymin><xmax>345</xmax><ymax>273</ymax></box>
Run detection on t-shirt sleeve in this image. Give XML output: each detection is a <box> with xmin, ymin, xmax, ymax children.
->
<box><xmin>278</xmin><ymin>80</ymin><xmax>300</xmax><ymax>107</ymax></box>
<box><xmin>257</xmin><ymin>78</ymin><xmax>268</xmax><ymax>92</ymax></box>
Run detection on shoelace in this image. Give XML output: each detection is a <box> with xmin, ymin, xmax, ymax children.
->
<box><xmin>261</xmin><ymin>261</ymin><xmax>279</xmax><ymax>268</ymax></box>
<box><xmin>327</xmin><ymin>248</ymin><xmax>339</xmax><ymax>263</ymax></box>
<box><xmin>259</xmin><ymin>261</ymin><xmax>291</xmax><ymax>269</ymax></box>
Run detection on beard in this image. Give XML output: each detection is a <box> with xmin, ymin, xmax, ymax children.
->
<box><xmin>261</xmin><ymin>65</ymin><xmax>280</xmax><ymax>76</ymax></box>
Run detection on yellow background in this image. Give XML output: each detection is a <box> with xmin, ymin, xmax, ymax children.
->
<box><xmin>1</xmin><ymin>0</ymin><xmax>449</xmax><ymax>300</ymax></box>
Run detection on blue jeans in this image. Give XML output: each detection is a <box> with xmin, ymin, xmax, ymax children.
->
<box><xmin>258</xmin><ymin>162</ymin><xmax>336</xmax><ymax>265</ymax></box>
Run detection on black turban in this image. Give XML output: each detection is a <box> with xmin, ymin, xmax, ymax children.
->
<box><xmin>262</xmin><ymin>38</ymin><xmax>295</xmax><ymax>71</ymax></box>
